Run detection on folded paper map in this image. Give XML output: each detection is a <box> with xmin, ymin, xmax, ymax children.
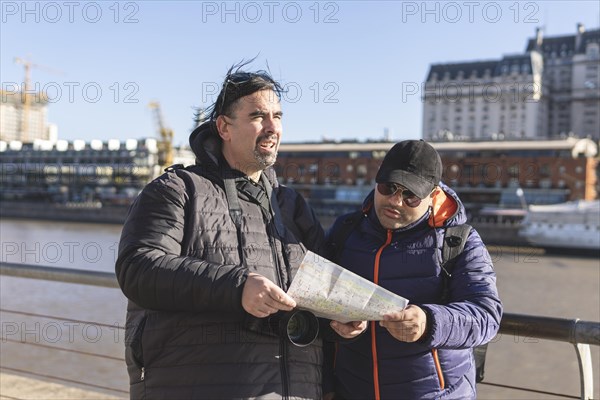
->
<box><xmin>287</xmin><ymin>251</ymin><xmax>409</xmax><ymax>323</ymax></box>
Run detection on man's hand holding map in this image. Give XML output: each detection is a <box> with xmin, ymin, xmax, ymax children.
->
<box><xmin>287</xmin><ymin>251</ymin><xmax>409</xmax><ymax>323</ymax></box>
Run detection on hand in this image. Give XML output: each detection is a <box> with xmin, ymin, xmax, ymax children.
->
<box><xmin>380</xmin><ymin>305</ymin><xmax>428</xmax><ymax>342</ymax></box>
<box><xmin>322</xmin><ymin>392</ymin><xmax>335</xmax><ymax>400</ymax></box>
<box><xmin>241</xmin><ymin>273</ymin><xmax>296</xmax><ymax>318</ymax></box>
<box><xmin>330</xmin><ymin>320</ymin><xmax>368</xmax><ymax>339</ymax></box>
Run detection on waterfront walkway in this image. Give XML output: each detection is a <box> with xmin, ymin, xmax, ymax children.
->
<box><xmin>0</xmin><ymin>371</ymin><xmax>123</xmax><ymax>399</ymax></box>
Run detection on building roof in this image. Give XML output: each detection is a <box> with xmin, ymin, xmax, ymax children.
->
<box><xmin>426</xmin><ymin>27</ymin><xmax>600</xmax><ymax>82</ymax></box>
<box><xmin>279</xmin><ymin>137</ymin><xmax>598</xmax><ymax>158</ymax></box>
<box><xmin>426</xmin><ymin>60</ymin><xmax>498</xmax><ymax>81</ymax></box>
<box><xmin>425</xmin><ymin>54</ymin><xmax>534</xmax><ymax>81</ymax></box>
<box><xmin>0</xmin><ymin>90</ymin><xmax>49</xmax><ymax>106</ymax></box>
<box><xmin>525</xmin><ymin>27</ymin><xmax>600</xmax><ymax>55</ymax></box>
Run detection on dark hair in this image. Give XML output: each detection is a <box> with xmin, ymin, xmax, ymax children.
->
<box><xmin>204</xmin><ymin>59</ymin><xmax>285</xmax><ymax>122</ymax></box>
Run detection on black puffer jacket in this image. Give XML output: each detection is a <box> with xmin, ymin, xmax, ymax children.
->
<box><xmin>116</xmin><ymin>121</ymin><xmax>325</xmax><ymax>399</ymax></box>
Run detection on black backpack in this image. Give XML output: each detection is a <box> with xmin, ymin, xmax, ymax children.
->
<box><xmin>328</xmin><ymin>210</ymin><xmax>488</xmax><ymax>383</ymax></box>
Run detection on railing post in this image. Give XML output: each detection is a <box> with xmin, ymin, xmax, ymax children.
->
<box><xmin>574</xmin><ymin>342</ymin><xmax>594</xmax><ymax>400</ymax></box>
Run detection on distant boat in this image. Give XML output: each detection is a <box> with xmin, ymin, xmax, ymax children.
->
<box><xmin>518</xmin><ymin>200</ymin><xmax>600</xmax><ymax>251</ymax></box>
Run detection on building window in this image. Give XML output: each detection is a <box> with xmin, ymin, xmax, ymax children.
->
<box><xmin>540</xmin><ymin>165</ymin><xmax>551</xmax><ymax>176</ymax></box>
<box><xmin>508</xmin><ymin>164</ymin><xmax>520</xmax><ymax>178</ymax></box>
<box><xmin>356</xmin><ymin>165</ymin><xmax>367</xmax><ymax>177</ymax></box>
<box><xmin>586</xmin><ymin>43</ymin><xmax>599</xmax><ymax>57</ymax></box>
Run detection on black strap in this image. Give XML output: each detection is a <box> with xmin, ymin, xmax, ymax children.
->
<box><xmin>439</xmin><ymin>223</ymin><xmax>490</xmax><ymax>383</ymax></box>
<box><xmin>440</xmin><ymin>224</ymin><xmax>472</xmax><ymax>303</ymax></box>
<box><xmin>224</xmin><ymin>178</ymin><xmax>243</xmax><ymax>228</ymax></box>
<box><xmin>164</xmin><ymin>163</ymin><xmax>185</xmax><ymax>172</ymax></box>
<box><xmin>261</xmin><ymin>174</ymin><xmax>286</xmax><ymax>238</ymax></box>
<box><xmin>223</xmin><ymin>177</ymin><xmax>244</xmax><ymax>263</ymax></box>
<box><xmin>329</xmin><ymin>210</ymin><xmax>366</xmax><ymax>262</ymax></box>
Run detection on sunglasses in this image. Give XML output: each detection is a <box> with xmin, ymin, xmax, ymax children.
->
<box><xmin>217</xmin><ymin>72</ymin><xmax>255</xmax><ymax>117</ymax></box>
<box><xmin>376</xmin><ymin>183</ymin><xmax>423</xmax><ymax>208</ymax></box>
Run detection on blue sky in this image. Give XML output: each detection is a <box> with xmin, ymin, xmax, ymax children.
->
<box><xmin>1</xmin><ymin>1</ymin><xmax>599</xmax><ymax>146</ymax></box>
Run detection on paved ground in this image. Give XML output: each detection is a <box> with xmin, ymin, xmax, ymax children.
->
<box><xmin>476</xmin><ymin>247</ymin><xmax>599</xmax><ymax>399</ymax></box>
<box><xmin>0</xmin><ymin>371</ymin><xmax>124</xmax><ymax>399</ymax></box>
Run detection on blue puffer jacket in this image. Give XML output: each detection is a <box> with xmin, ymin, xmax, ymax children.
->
<box><xmin>328</xmin><ymin>184</ymin><xmax>502</xmax><ymax>400</ymax></box>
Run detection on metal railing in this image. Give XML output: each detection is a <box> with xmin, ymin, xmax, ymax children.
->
<box><xmin>1</xmin><ymin>261</ymin><xmax>599</xmax><ymax>399</ymax></box>
<box><xmin>0</xmin><ymin>262</ymin><xmax>119</xmax><ymax>288</ymax></box>
<box><xmin>497</xmin><ymin>314</ymin><xmax>599</xmax><ymax>399</ymax></box>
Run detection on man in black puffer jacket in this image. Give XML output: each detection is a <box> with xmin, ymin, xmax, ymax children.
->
<box><xmin>116</xmin><ymin>63</ymin><xmax>361</xmax><ymax>399</ymax></box>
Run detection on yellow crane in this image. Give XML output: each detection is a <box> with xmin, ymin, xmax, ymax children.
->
<box><xmin>14</xmin><ymin>57</ymin><xmax>34</xmax><ymax>142</ymax></box>
<box><xmin>14</xmin><ymin>57</ymin><xmax>61</xmax><ymax>142</ymax></box>
<box><xmin>148</xmin><ymin>101</ymin><xmax>174</xmax><ymax>169</ymax></box>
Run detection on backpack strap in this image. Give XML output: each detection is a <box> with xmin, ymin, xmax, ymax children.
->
<box><xmin>438</xmin><ymin>223</ymin><xmax>489</xmax><ymax>383</ymax></box>
<box><xmin>440</xmin><ymin>224</ymin><xmax>472</xmax><ymax>303</ymax></box>
<box><xmin>329</xmin><ymin>210</ymin><xmax>366</xmax><ymax>262</ymax></box>
<box><xmin>171</xmin><ymin>164</ymin><xmax>246</xmax><ymax>263</ymax></box>
<box><xmin>164</xmin><ymin>163</ymin><xmax>185</xmax><ymax>172</ymax></box>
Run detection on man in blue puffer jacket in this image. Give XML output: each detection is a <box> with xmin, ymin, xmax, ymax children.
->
<box><xmin>326</xmin><ymin>140</ymin><xmax>502</xmax><ymax>400</ymax></box>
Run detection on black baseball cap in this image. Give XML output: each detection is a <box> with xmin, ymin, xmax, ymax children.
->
<box><xmin>375</xmin><ymin>140</ymin><xmax>442</xmax><ymax>199</ymax></box>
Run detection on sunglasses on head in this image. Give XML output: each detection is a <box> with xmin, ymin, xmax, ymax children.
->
<box><xmin>376</xmin><ymin>183</ymin><xmax>423</xmax><ymax>208</ymax></box>
<box><xmin>216</xmin><ymin>72</ymin><xmax>255</xmax><ymax>116</ymax></box>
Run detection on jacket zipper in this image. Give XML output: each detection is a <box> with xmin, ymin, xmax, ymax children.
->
<box><xmin>280</xmin><ymin>338</ymin><xmax>290</xmax><ymax>400</ymax></box>
<box><xmin>267</xmin><ymin>221</ymin><xmax>290</xmax><ymax>398</ymax></box>
<box><xmin>140</xmin><ymin>367</ymin><xmax>145</xmax><ymax>381</ymax></box>
<box><xmin>432</xmin><ymin>349</ymin><xmax>445</xmax><ymax>389</ymax></box>
<box><xmin>371</xmin><ymin>230</ymin><xmax>392</xmax><ymax>400</ymax></box>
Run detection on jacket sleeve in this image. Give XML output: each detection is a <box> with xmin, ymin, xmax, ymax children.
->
<box><xmin>115</xmin><ymin>174</ymin><xmax>248</xmax><ymax>313</ymax></box>
<box><xmin>276</xmin><ymin>185</ymin><xmax>325</xmax><ymax>254</ymax></box>
<box><xmin>420</xmin><ymin>229</ymin><xmax>503</xmax><ymax>349</ymax></box>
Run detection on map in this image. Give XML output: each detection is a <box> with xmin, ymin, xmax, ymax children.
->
<box><xmin>287</xmin><ymin>251</ymin><xmax>409</xmax><ymax>323</ymax></box>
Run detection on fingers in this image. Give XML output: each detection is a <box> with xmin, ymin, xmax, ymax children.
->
<box><xmin>380</xmin><ymin>305</ymin><xmax>427</xmax><ymax>342</ymax></box>
<box><xmin>382</xmin><ymin>305</ymin><xmax>420</xmax><ymax>322</ymax></box>
<box><xmin>268</xmin><ymin>285</ymin><xmax>296</xmax><ymax>309</ymax></box>
<box><xmin>330</xmin><ymin>320</ymin><xmax>368</xmax><ymax>339</ymax></box>
<box><xmin>242</xmin><ymin>273</ymin><xmax>296</xmax><ymax>318</ymax></box>
<box><xmin>380</xmin><ymin>320</ymin><xmax>423</xmax><ymax>341</ymax></box>
<box><xmin>383</xmin><ymin>310</ymin><xmax>405</xmax><ymax>321</ymax></box>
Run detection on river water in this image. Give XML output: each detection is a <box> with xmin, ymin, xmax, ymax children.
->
<box><xmin>0</xmin><ymin>219</ymin><xmax>129</xmax><ymax>397</ymax></box>
<box><xmin>1</xmin><ymin>218</ymin><xmax>598</xmax><ymax>399</ymax></box>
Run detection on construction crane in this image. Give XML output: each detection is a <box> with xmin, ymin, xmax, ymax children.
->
<box><xmin>14</xmin><ymin>57</ymin><xmax>34</xmax><ymax>142</ymax></box>
<box><xmin>14</xmin><ymin>57</ymin><xmax>62</xmax><ymax>142</ymax></box>
<box><xmin>148</xmin><ymin>101</ymin><xmax>174</xmax><ymax>169</ymax></box>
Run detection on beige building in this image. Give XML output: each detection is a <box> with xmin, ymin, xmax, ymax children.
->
<box><xmin>423</xmin><ymin>52</ymin><xmax>547</xmax><ymax>141</ymax></box>
<box><xmin>423</xmin><ymin>24</ymin><xmax>599</xmax><ymax>141</ymax></box>
<box><xmin>527</xmin><ymin>24</ymin><xmax>600</xmax><ymax>140</ymax></box>
<box><xmin>0</xmin><ymin>90</ymin><xmax>54</xmax><ymax>143</ymax></box>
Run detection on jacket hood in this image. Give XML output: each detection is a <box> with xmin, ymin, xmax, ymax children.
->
<box><xmin>361</xmin><ymin>181</ymin><xmax>467</xmax><ymax>230</ymax></box>
<box><xmin>429</xmin><ymin>182</ymin><xmax>467</xmax><ymax>227</ymax></box>
<box><xmin>189</xmin><ymin>120</ymin><xmax>222</xmax><ymax>170</ymax></box>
